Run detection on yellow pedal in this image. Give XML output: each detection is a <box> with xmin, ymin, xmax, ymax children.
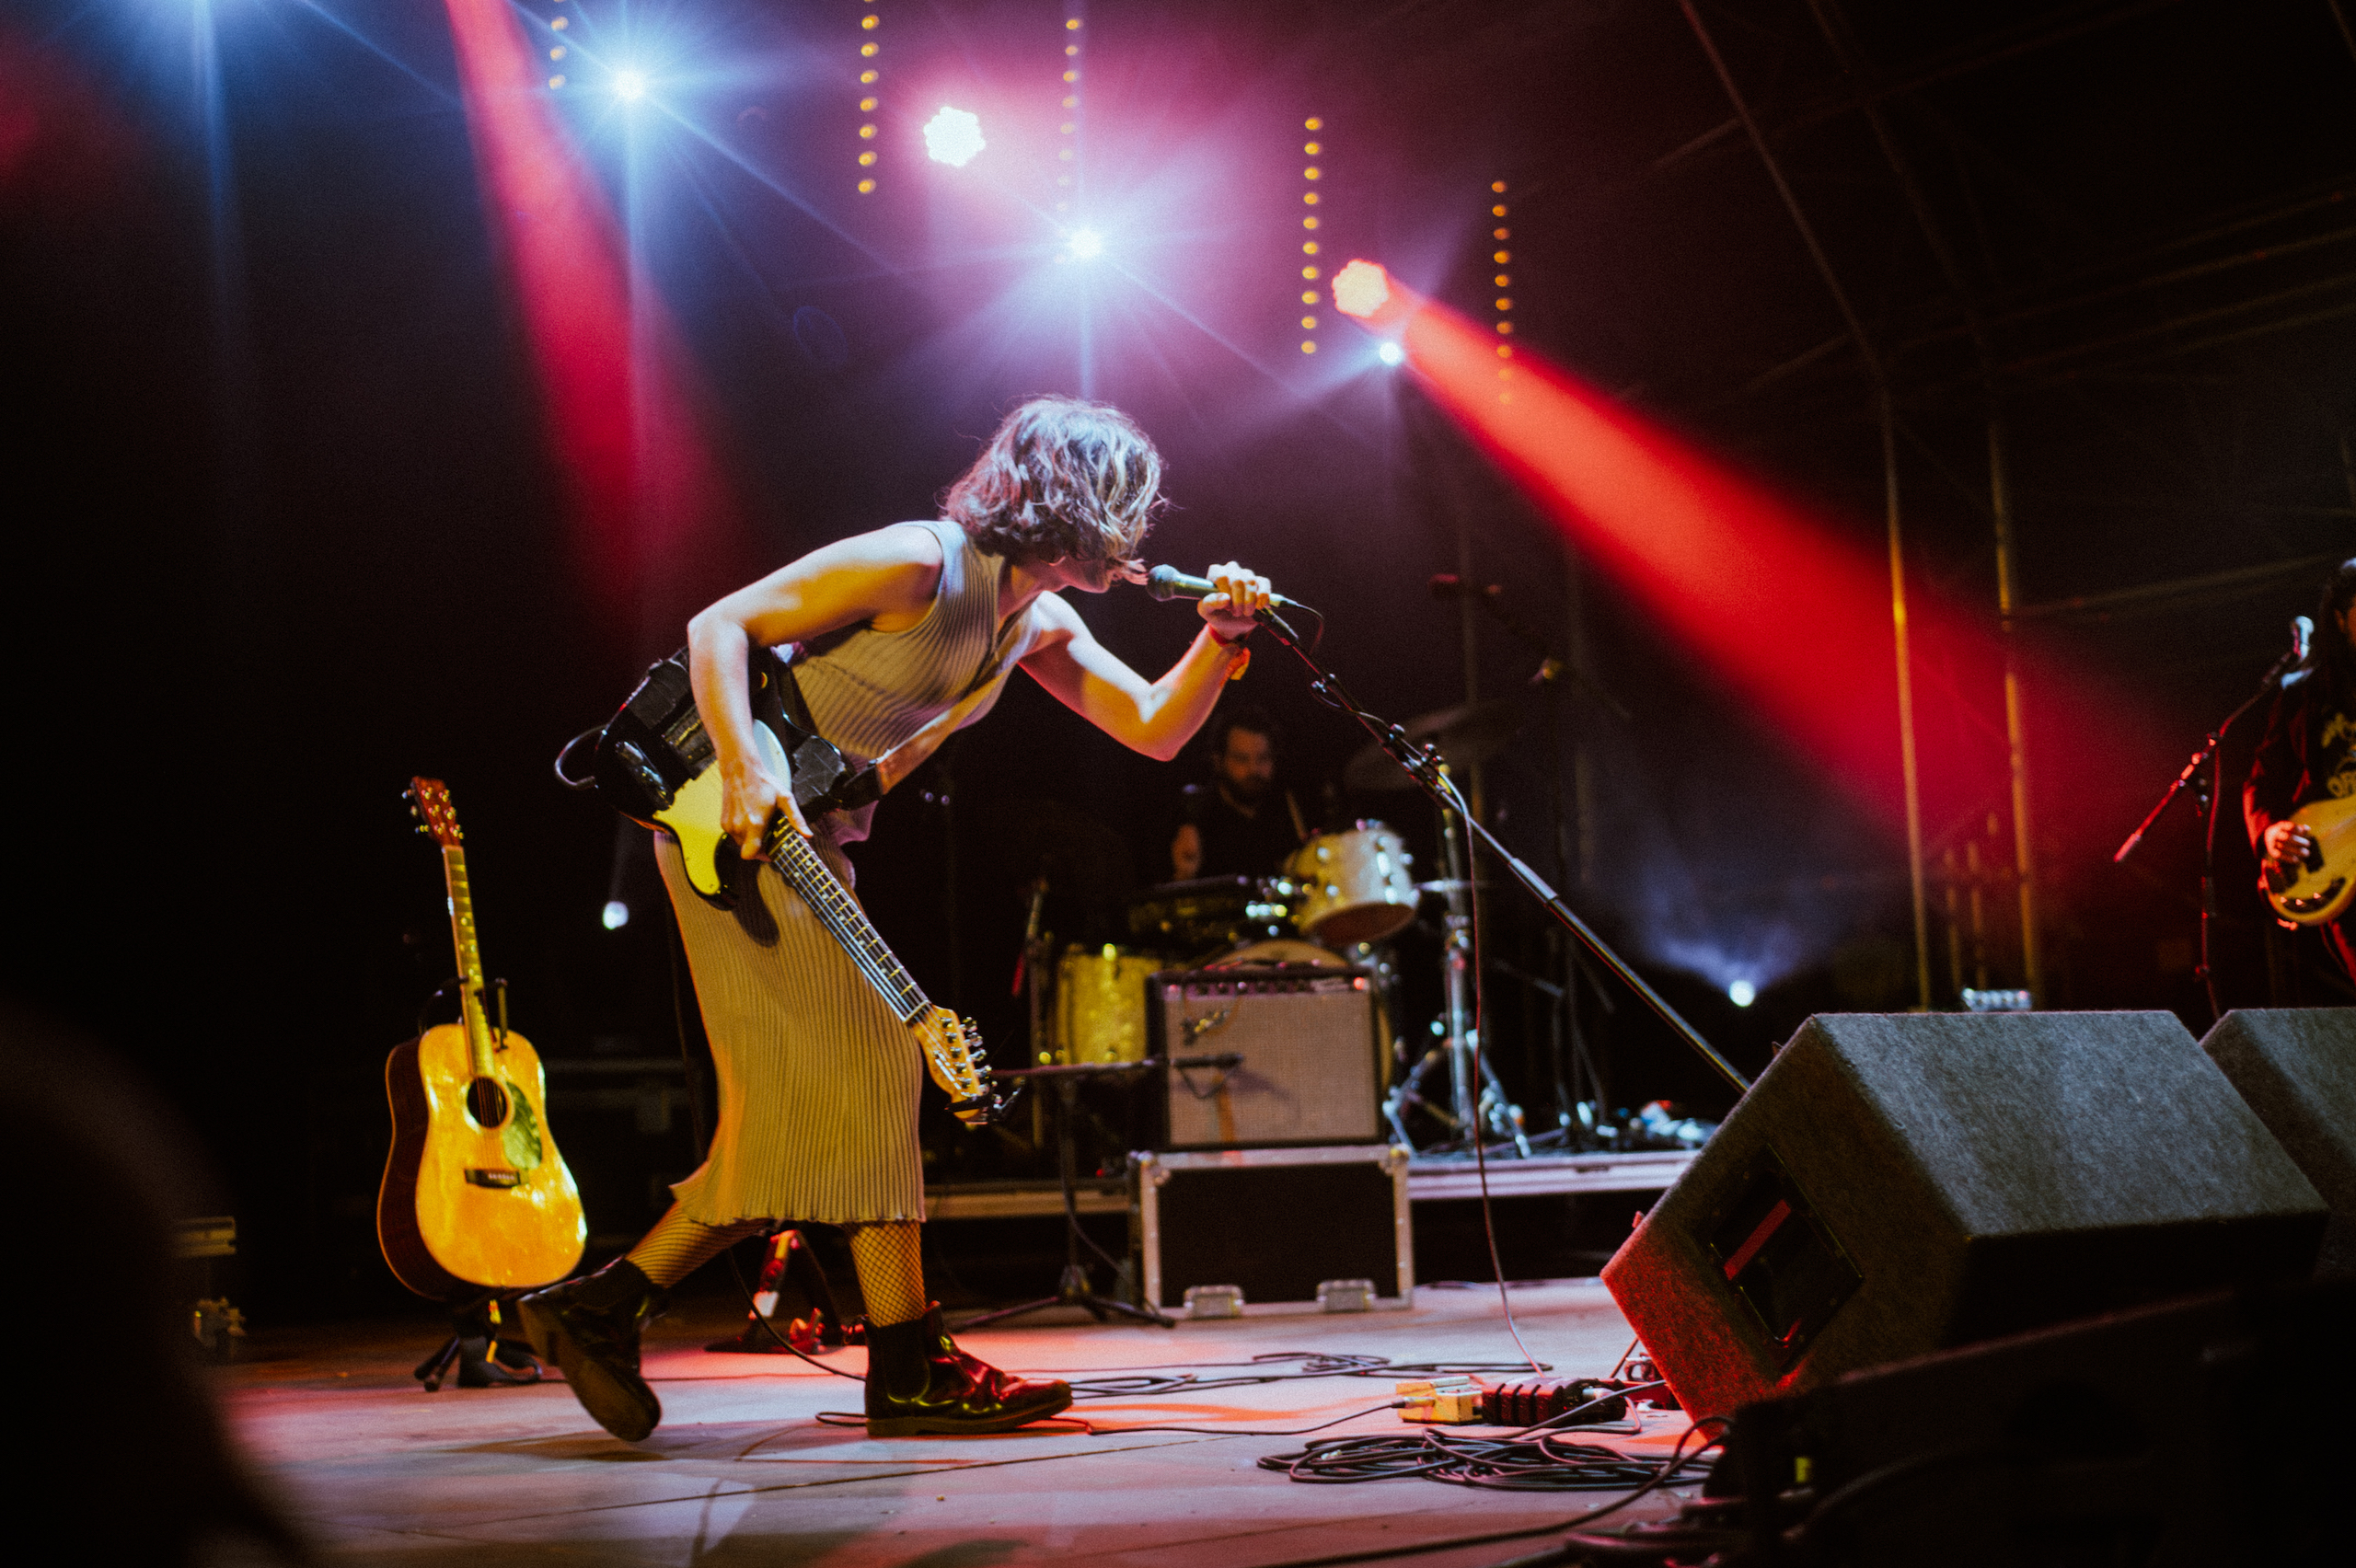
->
<box><xmin>1395</xmin><ymin>1377</ymin><xmax>1483</xmax><ymax>1424</ymax></box>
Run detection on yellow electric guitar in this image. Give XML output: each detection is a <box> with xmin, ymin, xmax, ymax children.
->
<box><xmin>583</xmin><ymin>648</ymin><xmax>1006</xmax><ymax>1126</ymax></box>
<box><xmin>377</xmin><ymin>778</ymin><xmax>586</xmax><ymax>1298</ymax></box>
<box><xmin>2261</xmin><ymin>792</ymin><xmax>2356</xmax><ymax>925</ymax></box>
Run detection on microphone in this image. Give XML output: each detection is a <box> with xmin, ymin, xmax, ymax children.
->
<box><xmin>2293</xmin><ymin>616</ymin><xmax>2314</xmax><ymax>662</ymax></box>
<box><xmin>1143</xmin><ymin>564</ymin><xmax>1295</xmax><ymax>609</ymax></box>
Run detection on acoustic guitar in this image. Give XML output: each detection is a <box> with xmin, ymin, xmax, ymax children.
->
<box><xmin>377</xmin><ymin>778</ymin><xmax>586</xmax><ymax>1297</ymax></box>
<box><xmin>2260</xmin><ymin>792</ymin><xmax>2356</xmax><ymax>926</ymax></box>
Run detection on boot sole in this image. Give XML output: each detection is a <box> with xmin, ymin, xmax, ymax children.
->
<box><xmin>519</xmin><ymin>1297</ymin><xmax>662</xmax><ymax>1443</ymax></box>
<box><xmin>866</xmin><ymin>1387</ymin><xmax>1074</xmax><ymax>1438</ymax></box>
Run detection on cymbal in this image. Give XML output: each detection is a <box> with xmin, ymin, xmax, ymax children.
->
<box><xmin>1343</xmin><ymin>698</ymin><xmax>1528</xmax><ymax>791</ymax></box>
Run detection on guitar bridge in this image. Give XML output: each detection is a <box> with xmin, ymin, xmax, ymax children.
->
<box><xmin>465</xmin><ymin>1168</ymin><xmax>523</xmax><ymax>1189</ymax></box>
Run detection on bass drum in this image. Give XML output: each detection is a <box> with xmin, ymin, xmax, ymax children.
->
<box><xmin>1049</xmin><ymin>945</ymin><xmax>1163</xmax><ymax>1064</ymax></box>
<box><xmin>1286</xmin><ymin>822</ymin><xmax>1418</xmax><ymax>947</ymax></box>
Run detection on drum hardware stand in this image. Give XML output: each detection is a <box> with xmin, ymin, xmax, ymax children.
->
<box><xmin>1446</xmin><ymin>576</ymin><xmax>1631</xmax><ymax>1149</ymax></box>
<box><xmin>1012</xmin><ymin>872</ymin><xmax>1053</xmax><ymax>1147</ymax></box>
<box><xmin>2115</xmin><ymin>620</ymin><xmax>2308</xmax><ymax>1022</ymax></box>
<box><xmin>1253</xmin><ymin>604</ymin><xmax>1751</xmax><ymax>1099</ymax></box>
<box><xmin>1432</xmin><ymin>790</ymin><xmax>1532</xmax><ymax>1155</ymax></box>
<box><xmin>956</xmin><ymin>1062</ymin><xmax>1175</xmax><ymax>1331</ymax></box>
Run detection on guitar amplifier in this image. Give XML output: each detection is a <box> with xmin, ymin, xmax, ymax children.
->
<box><xmin>1147</xmin><ymin>964</ymin><xmax>1384</xmax><ymax>1149</ymax></box>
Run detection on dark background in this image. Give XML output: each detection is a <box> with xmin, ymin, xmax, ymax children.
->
<box><xmin>5</xmin><ymin>0</ymin><xmax>2352</xmax><ymax>1319</ymax></box>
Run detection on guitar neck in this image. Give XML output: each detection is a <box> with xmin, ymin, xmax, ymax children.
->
<box><xmin>764</xmin><ymin>824</ymin><xmax>930</xmax><ymax>1023</ymax></box>
<box><xmin>441</xmin><ymin>846</ymin><xmax>497</xmax><ymax>1073</ymax></box>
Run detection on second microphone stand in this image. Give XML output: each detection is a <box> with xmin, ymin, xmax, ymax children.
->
<box><xmin>2115</xmin><ymin>628</ymin><xmax>2306</xmax><ymax>1020</ymax></box>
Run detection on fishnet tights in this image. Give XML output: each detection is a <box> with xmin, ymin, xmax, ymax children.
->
<box><xmin>625</xmin><ymin>1207</ymin><xmax>928</xmax><ymax>1326</ymax></box>
<box><xmin>626</xmin><ymin>1207</ymin><xmax>767</xmax><ymax>1289</ymax></box>
<box><xmin>846</xmin><ymin>1221</ymin><xmax>928</xmax><ymax>1327</ymax></box>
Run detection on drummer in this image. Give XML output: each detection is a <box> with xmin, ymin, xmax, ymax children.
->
<box><xmin>1168</xmin><ymin>703</ymin><xmax>1310</xmax><ymax>882</ymax></box>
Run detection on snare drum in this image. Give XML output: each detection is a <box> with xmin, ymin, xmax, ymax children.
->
<box><xmin>1048</xmin><ymin>945</ymin><xmax>1163</xmax><ymax>1064</ymax></box>
<box><xmin>1286</xmin><ymin>822</ymin><xmax>1418</xmax><ymax>947</ymax></box>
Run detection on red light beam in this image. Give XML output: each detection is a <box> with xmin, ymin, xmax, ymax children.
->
<box><xmin>441</xmin><ymin>0</ymin><xmax>747</xmax><ymax>638</ymax></box>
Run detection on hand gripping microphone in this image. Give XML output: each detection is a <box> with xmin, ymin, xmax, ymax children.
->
<box><xmin>1143</xmin><ymin>564</ymin><xmax>1296</xmax><ymax>610</ymax></box>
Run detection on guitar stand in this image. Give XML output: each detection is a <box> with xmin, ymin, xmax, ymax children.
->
<box><xmin>955</xmin><ymin>1064</ymin><xmax>1174</xmax><ymax>1332</ymax></box>
<box><xmin>413</xmin><ymin>1290</ymin><xmax>543</xmax><ymax>1392</ymax></box>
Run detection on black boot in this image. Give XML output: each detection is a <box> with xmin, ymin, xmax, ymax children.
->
<box><xmin>863</xmin><ymin>1306</ymin><xmax>1071</xmax><ymax>1436</ymax></box>
<box><xmin>518</xmin><ymin>1259</ymin><xmax>668</xmax><ymax>1441</ymax></box>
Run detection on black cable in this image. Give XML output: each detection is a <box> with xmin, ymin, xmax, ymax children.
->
<box><xmin>1247</xmin><ymin>1420</ymin><xmax>1729</xmax><ymax>1568</ymax></box>
<box><xmin>1061</xmin><ymin>1352</ymin><xmax>1550</xmax><ymax>1401</ymax></box>
<box><xmin>1445</xmin><ymin>768</ymin><xmax>1542</xmax><ymax>1375</ymax></box>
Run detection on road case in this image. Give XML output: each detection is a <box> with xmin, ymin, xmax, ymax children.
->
<box><xmin>1132</xmin><ymin>1144</ymin><xmax>1414</xmax><ymax>1316</ymax></box>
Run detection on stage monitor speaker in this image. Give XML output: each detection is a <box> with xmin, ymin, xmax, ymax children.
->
<box><xmin>2200</xmin><ymin>1007</ymin><xmax>2356</xmax><ymax>1278</ymax></box>
<box><xmin>1712</xmin><ymin>1279</ymin><xmax>2356</xmax><ymax>1566</ymax></box>
<box><xmin>1147</xmin><ymin>964</ymin><xmax>1383</xmax><ymax>1148</ymax></box>
<box><xmin>1600</xmin><ymin>1011</ymin><xmax>2327</xmax><ymax>1421</ymax></box>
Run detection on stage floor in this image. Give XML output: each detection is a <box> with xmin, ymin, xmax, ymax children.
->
<box><xmin>221</xmin><ymin>1280</ymin><xmax>1706</xmax><ymax>1567</ymax></box>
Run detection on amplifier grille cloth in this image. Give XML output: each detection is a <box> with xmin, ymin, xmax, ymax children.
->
<box><xmin>1159</xmin><ymin>971</ymin><xmax>1380</xmax><ymax>1147</ymax></box>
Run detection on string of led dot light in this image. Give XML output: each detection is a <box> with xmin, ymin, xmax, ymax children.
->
<box><xmin>1057</xmin><ymin>14</ymin><xmax>1082</xmax><ymax>209</ymax></box>
<box><xmin>857</xmin><ymin>1</ymin><xmax>881</xmax><ymax>193</ymax></box>
<box><xmin>1300</xmin><ymin>117</ymin><xmax>1324</xmax><ymax>354</ymax></box>
<box><xmin>1492</xmin><ymin>180</ymin><xmax>1514</xmax><ymax>401</ymax></box>
<box><xmin>547</xmin><ymin>0</ymin><xmax>568</xmax><ymax>90</ymax></box>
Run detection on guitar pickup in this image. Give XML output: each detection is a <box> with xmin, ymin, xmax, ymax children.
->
<box><xmin>465</xmin><ymin>1168</ymin><xmax>523</xmax><ymax>1189</ymax></box>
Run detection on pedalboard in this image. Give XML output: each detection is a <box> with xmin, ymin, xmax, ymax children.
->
<box><xmin>1395</xmin><ymin>1376</ymin><xmax>1633</xmax><ymax>1426</ymax></box>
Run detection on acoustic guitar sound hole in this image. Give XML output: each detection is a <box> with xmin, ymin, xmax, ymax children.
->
<box><xmin>467</xmin><ymin>1076</ymin><xmax>511</xmax><ymax>1128</ymax></box>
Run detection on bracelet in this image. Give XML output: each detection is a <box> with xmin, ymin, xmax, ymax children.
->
<box><xmin>1210</xmin><ymin>626</ymin><xmax>1252</xmax><ymax>648</ymax></box>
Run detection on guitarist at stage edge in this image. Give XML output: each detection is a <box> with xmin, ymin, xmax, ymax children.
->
<box><xmin>521</xmin><ymin>396</ymin><xmax>1275</xmax><ymax>1444</ymax></box>
<box><xmin>2246</xmin><ymin>555</ymin><xmax>2356</xmax><ymax>978</ymax></box>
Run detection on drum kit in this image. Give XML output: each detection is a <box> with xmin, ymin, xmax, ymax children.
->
<box><xmin>1038</xmin><ymin>698</ymin><xmax>1539</xmax><ymax>1155</ymax></box>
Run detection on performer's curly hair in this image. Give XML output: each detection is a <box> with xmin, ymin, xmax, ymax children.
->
<box><xmin>942</xmin><ymin>396</ymin><xmax>1166</xmax><ymax>564</ymax></box>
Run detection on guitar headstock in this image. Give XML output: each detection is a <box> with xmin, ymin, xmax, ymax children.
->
<box><xmin>408</xmin><ymin>777</ymin><xmax>463</xmax><ymax>849</ymax></box>
<box><xmin>917</xmin><ymin>1008</ymin><xmax>1011</xmax><ymax>1128</ymax></box>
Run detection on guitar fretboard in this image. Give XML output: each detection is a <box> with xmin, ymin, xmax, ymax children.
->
<box><xmin>766</xmin><ymin>823</ymin><xmax>928</xmax><ymax>1022</ymax></box>
<box><xmin>443</xmin><ymin>847</ymin><xmax>487</xmax><ymax>990</ymax></box>
<box><xmin>442</xmin><ymin>846</ymin><xmax>498</xmax><ymax>1075</ymax></box>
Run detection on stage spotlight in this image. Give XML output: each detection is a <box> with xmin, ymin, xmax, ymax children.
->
<box><xmin>1331</xmin><ymin>259</ymin><xmax>1392</xmax><ymax>321</ymax></box>
<box><xmin>923</xmin><ymin>106</ymin><xmax>985</xmax><ymax>167</ymax></box>
<box><xmin>614</xmin><ymin>68</ymin><xmax>648</xmax><ymax>102</ymax></box>
<box><xmin>1377</xmin><ymin>340</ymin><xmax>1405</xmax><ymax>366</ymax></box>
<box><xmin>1064</xmin><ymin>226</ymin><xmax>1104</xmax><ymax>261</ymax></box>
<box><xmin>1727</xmin><ymin>980</ymin><xmax>1756</xmax><ymax>1008</ymax></box>
<box><xmin>602</xmin><ymin>900</ymin><xmax>631</xmax><ymax>930</ymax></box>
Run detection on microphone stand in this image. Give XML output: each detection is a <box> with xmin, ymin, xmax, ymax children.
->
<box><xmin>2115</xmin><ymin>637</ymin><xmax>2304</xmax><ymax>1021</ymax></box>
<box><xmin>1253</xmin><ymin>605</ymin><xmax>1752</xmax><ymax>1098</ymax></box>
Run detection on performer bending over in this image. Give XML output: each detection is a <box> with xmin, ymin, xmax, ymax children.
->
<box><xmin>523</xmin><ymin>397</ymin><xmax>1273</xmax><ymax>1442</ymax></box>
<box><xmin>2246</xmin><ymin>556</ymin><xmax>2356</xmax><ymax>978</ymax></box>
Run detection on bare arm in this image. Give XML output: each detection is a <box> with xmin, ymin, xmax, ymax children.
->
<box><xmin>1018</xmin><ymin>562</ymin><xmax>1272</xmax><ymax>761</ymax></box>
<box><xmin>687</xmin><ymin>525</ymin><xmax>945</xmax><ymax>856</ymax></box>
